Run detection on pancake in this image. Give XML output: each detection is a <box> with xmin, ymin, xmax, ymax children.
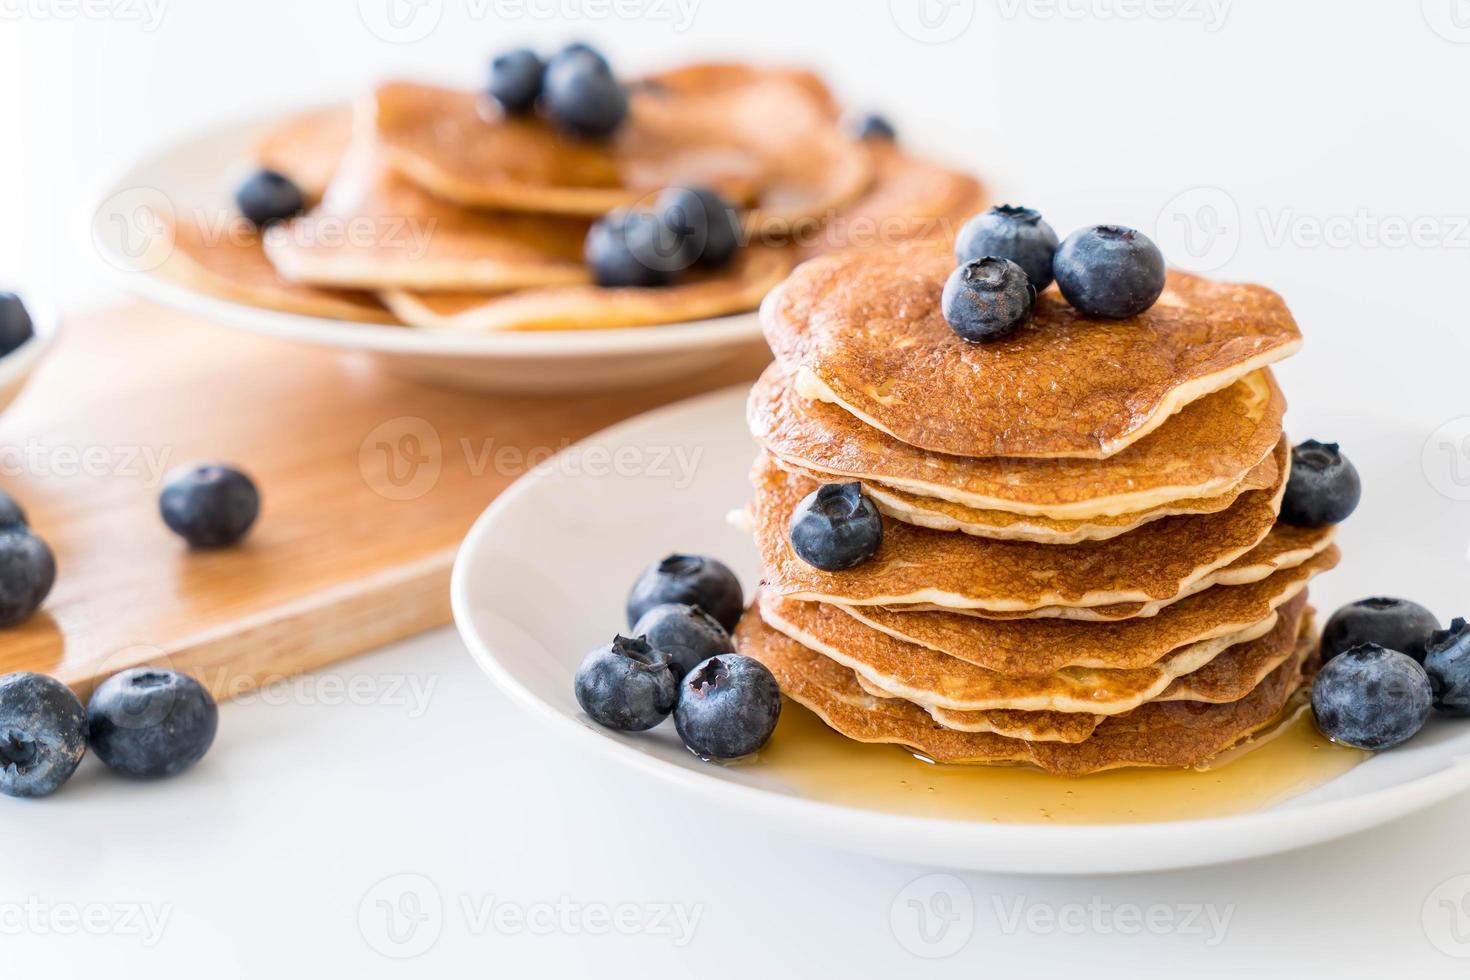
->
<box><xmin>844</xmin><ymin>547</ymin><xmax>1336</xmax><ymax>675</ymax></box>
<box><xmin>373</xmin><ymin>69</ymin><xmax>872</xmax><ymax>227</ymax></box>
<box><xmin>255</xmin><ymin>105</ymin><xmax>353</xmax><ymax>202</ymax></box>
<box><xmin>760</xmin><ymin>247</ymin><xmax>1302</xmax><ymax>458</ymax></box>
<box><xmin>380</xmin><ymin>246</ymin><xmax>790</xmax><ymax>332</ymax></box>
<box><xmin>846</xmin><ymin>675</ymin><xmax>1102</xmax><ymax>743</ymax></box>
<box><xmin>734</xmin><ymin>608</ymin><xmax>1315</xmax><ymax>774</ymax></box>
<box><xmin>752</xmin><ymin>442</ymin><xmax>1289</xmax><ymax>613</ymax></box>
<box><xmin>152</xmin><ymin>210</ymin><xmax>396</xmax><ymax>324</ymax></box>
<box><xmin>757</xmin><ymin>589</ymin><xmax>1305</xmax><ymax>714</ymax></box>
<box><xmin>748</xmin><ymin>363</ymin><xmax>1286</xmax><ymax>520</ymax></box>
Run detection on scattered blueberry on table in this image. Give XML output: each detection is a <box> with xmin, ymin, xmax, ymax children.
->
<box><xmin>86</xmin><ymin>668</ymin><xmax>219</xmax><ymax>778</ymax></box>
<box><xmin>574</xmin><ymin>635</ymin><xmax>677</xmax><ymax>732</ymax></box>
<box><xmin>1280</xmin><ymin>440</ymin><xmax>1361</xmax><ymax>528</ymax></box>
<box><xmin>1424</xmin><ymin>618</ymin><xmax>1470</xmax><ymax>717</ymax></box>
<box><xmin>788</xmin><ymin>482</ymin><xmax>885</xmax><ymax>571</ymax></box>
<box><xmin>0</xmin><ymin>525</ymin><xmax>56</xmax><ymax>627</ymax></box>
<box><xmin>1052</xmin><ymin>224</ymin><xmax>1167</xmax><ymax>319</ymax></box>
<box><xmin>0</xmin><ymin>672</ymin><xmax>87</xmax><ymax>798</ymax></box>
<box><xmin>235</xmin><ymin>169</ymin><xmax>305</xmax><ymax>229</ymax></box>
<box><xmin>631</xmin><ymin>603</ymin><xmax>733</xmax><ymax>679</ymax></box>
<box><xmin>955</xmin><ymin>205</ymin><xmax>1059</xmax><ymax>293</ymax></box>
<box><xmin>942</xmin><ymin>256</ymin><xmax>1036</xmax><ymax>343</ymax></box>
<box><xmin>1312</xmin><ymin>643</ymin><xmax>1433</xmax><ymax>750</ymax></box>
<box><xmin>159</xmin><ymin>463</ymin><xmax>260</xmax><ymax>548</ymax></box>
<box><xmin>0</xmin><ymin>292</ymin><xmax>35</xmax><ymax>358</ymax></box>
<box><xmin>487</xmin><ymin>47</ymin><xmax>546</xmax><ymax>114</ymax></box>
<box><xmin>1321</xmin><ymin>597</ymin><xmax>1439</xmax><ymax>664</ymax></box>
<box><xmin>673</xmin><ymin>654</ymin><xmax>782</xmax><ymax>761</ymax></box>
<box><xmin>626</xmin><ymin>554</ymin><xmax>743</xmax><ymax>633</ymax></box>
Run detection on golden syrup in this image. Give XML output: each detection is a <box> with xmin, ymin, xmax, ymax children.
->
<box><xmin>755</xmin><ymin>700</ymin><xmax>1367</xmax><ymax>824</ymax></box>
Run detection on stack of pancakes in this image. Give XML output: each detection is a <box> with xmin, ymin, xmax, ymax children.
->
<box><xmin>156</xmin><ymin>64</ymin><xmax>987</xmax><ymax>332</ymax></box>
<box><xmin>736</xmin><ymin>246</ymin><xmax>1341</xmax><ymax>775</ymax></box>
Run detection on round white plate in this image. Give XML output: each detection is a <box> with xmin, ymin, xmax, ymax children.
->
<box><xmin>85</xmin><ymin>108</ymin><xmax>766</xmax><ymax>394</ymax></box>
<box><xmin>451</xmin><ymin>385</ymin><xmax>1470</xmax><ymax>874</ymax></box>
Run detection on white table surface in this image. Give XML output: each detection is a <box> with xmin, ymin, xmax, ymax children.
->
<box><xmin>5</xmin><ymin>1</ymin><xmax>1470</xmax><ymax>975</ymax></box>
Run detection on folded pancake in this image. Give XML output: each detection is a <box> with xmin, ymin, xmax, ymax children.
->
<box><xmin>748</xmin><ymin>364</ymin><xmax>1286</xmax><ymax>520</ymax></box>
<box><xmin>760</xmin><ymin>247</ymin><xmax>1301</xmax><ymax>459</ymax></box>
<box><xmin>255</xmin><ymin>104</ymin><xmax>353</xmax><ymax>202</ymax></box>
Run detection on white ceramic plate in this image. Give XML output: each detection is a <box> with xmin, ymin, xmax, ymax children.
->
<box><xmin>85</xmin><ymin>108</ymin><xmax>766</xmax><ymax>394</ymax></box>
<box><xmin>451</xmin><ymin>386</ymin><xmax>1470</xmax><ymax>874</ymax></box>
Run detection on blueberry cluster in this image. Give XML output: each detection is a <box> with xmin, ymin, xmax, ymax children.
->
<box><xmin>942</xmin><ymin>204</ymin><xmax>1167</xmax><ymax>343</ymax></box>
<box><xmin>1312</xmin><ymin>598</ymin><xmax>1469</xmax><ymax>750</ymax></box>
<box><xmin>584</xmin><ymin>185</ymin><xmax>742</xmax><ymax>288</ymax></box>
<box><xmin>0</xmin><ymin>667</ymin><xmax>218</xmax><ymax>798</ymax></box>
<box><xmin>573</xmin><ymin>554</ymin><xmax>781</xmax><ymax>760</ymax></box>
<box><xmin>487</xmin><ymin>42</ymin><xmax>628</xmax><ymax>140</ymax></box>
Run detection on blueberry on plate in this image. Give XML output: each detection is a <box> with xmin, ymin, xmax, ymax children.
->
<box><xmin>954</xmin><ymin>205</ymin><xmax>1060</xmax><ymax>292</ymax></box>
<box><xmin>1053</xmin><ymin>224</ymin><xmax>1166</xmax><ymax>318</ymax></box>
<box><xmin>626</xmin><ymin>554</ymin><xmax>743</xmax><ymax>633</ymax></box>
<box><xmin>543</xmin><ymin>50</ymin><xmax>627</xmax><ymax>139</ymax></box>
<box><xmin>159</xmin><ymin>463</ymin><xmax>260</xmax><ymax>549</ymax></box>
<box><xmin>847</xmin><ymin>112</ymin><xmax>896</xmax><ymax>142</ymax></box>
<box><xmin>788</xmin><ymin>482</ymin><xmax>884</xmax><ymax>572</ymax></box>
<box><xmin>584</xmin><ymin>209</ymin><xmax>681</xmax><ymax>288</ymax></box>
<box><xmin>0</xmin><ymin>488</ymin><xmax>25</xmax><ymax>529</ymax></box>
<box><xmin>1321</xmin><ymin>597</ymin><xmax>1440</xmax><ymax>664</ymax></box>
<box><xmin>488</xmin><ymin>47</ymin><xmax>546</xmax><ymax>114</ymax></box>
<box><xmin>0</xmin><ymin>292</ymin><xmax>35</xmax><ymax>358</ymax></box>
<box><xmin>574</xmin><ymin>635</ymin><xmax>677</xmax><ymax>732</ymax></box>
<box><xmin>631</xmin><ymin>603</ymin><xmax>734</xmax><ymax>679</ymax></box>
<box><xmin>1280</xmin><ymin>440</ymin><xmax>1361</xmax><ymax>528</ymax></box>
<box><xmin>0</xmin><ymin>672</ymin><xmax>86</xmax><ymax>798</ymax></box>
<box><xmin>1312</xmin><ymin>643</ymin><xmax>1432</xmax><ymax>750</ymax></box>
<box><xmin>673</xmin><ymin>654</ymin><xmax>781</xmax><ymax>760</ymax></box>
<box><xmin>1424</xmin><ymin>618</ymin><xmax>1470</xmax><ymax>716</ymax></box>
<box><xmin>0</xmin><ymin>527</ymin><xmax>55</xmax><ymax>627</ymax></box>
<box><xmin>86</xmin><ymin>668</ymin><xmax>218</xmax><ymax>778</ymax></box>
<box><xmin>655</xmin><ymin>186</ymin><xmax>741</xmax><ymax>269</ymax></box>
<box><xmin>941</xmin><ymin>257</ymin><xmax>1035</xmax><ymax>344</ymax></box>
<box><xmin>234</xmin><ymin>169</ymin><xmax>305</xmax><ymax>229</ymax></box>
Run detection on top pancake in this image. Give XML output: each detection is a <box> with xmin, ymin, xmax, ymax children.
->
<box><xmin>255</xmin><ymin>105</ymin><xmax>353</xmax><ymax>203</ymax></box>
<box><xmin>762</xmin><ymin>247</ymin><xmax>1302</xmax><ymax>459</ymax></box>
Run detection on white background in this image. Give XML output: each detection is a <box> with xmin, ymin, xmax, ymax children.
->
<box><xmin>3</xmin><ymin>0</ymin><xmax>1470</xmax><ymax>976</ymax></box>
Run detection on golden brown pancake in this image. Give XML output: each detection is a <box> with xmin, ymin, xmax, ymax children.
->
<box><xmin>255</xmin><ymin>105</ymin><xmax>353</xmax><ymax>202</ymax></box>
<box><xmin>380</xmin><ymin>246</ymin><xmax>790</xmax><ymax>332</ymax></box>
<box><xmin>761</xmin><ymin>247</ymin><xmax>1302</xmax><ymax>458</ymax></box>
<box><xmin>748</xmin><ymin>363</ymin><xmax>1286</xmax><ymax>519</ymax></box>
<box><xmin>751</xmin><ymin>444</ymin><xmax>1289</xmax><ymax>613</ymax></box>
<box><xmin>734</xmin><ymin>607</ymin><xmax>1315</xmax><ymax>774</ymax></box>
<box><xmin>845</xmin><ymin>674</ymin><xmax>1103</xmax><ymax>742</ymax></box>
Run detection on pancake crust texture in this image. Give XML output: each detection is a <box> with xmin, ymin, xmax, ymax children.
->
<box><xmin>255</xmin><ymin>104</ymin><xmax>354</xmax><ymax>202</ymax></box>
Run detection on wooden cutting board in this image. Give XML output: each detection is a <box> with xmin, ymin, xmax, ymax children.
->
<box><xmin>0</xmin><ymin>304</ymin><xmax>768</xmax><ymax>698</ymax></box>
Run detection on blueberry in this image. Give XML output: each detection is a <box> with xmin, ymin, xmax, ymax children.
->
<box><xmin>626</xmin><ymin>554</ymin><xmax>743</xmax><ymax>633</ymax></box>
<box><xmin>1425</xmin><ymin>618</ymin><xmax>1470</xmax><ymax>716</ymax></box>
<box><xmin>1053</xmin><ymin>224</ymin><xmax>1166</xmax><ymax>318</ymax></box>
<box><xmin>788</xmin><ymin>482</ymin><xmax>884</xmax><ymax>571</ymax></box>
<box><xmin>0</xmin><ymin>672</ymin><xmax>85</xmax><ymax>798</ymax></box>
<box><xmin>159</xmin><ymin>463</ymin><xmax>260</xmax><ymax>548</ymax></box>
<box><xmin>549</xmin><ymin>42</ymin><xmax>611</xmax><ymax>76</ymax></box>
<box><xmin>0</xmin><ymin>527</ymin><xmax>55</xmax><ymax>627</ymax></box>
<box><xmin>631</xmin><ymin>603</ymin><xmax>734</xmax><ymax>679</ymax></box>
<box><xmin>954</xmin><ymin>205</ymin><xmax>1060</xmax><ymax>292</ymax></box>
<box><xmin>1281</xmin><ymin>440</ymin><xmax>1361</xmax><ymax>528</ymax></box>
<box><xmin>235</xmin><ymin>169</ymin><xmax>305</xmax><ymax>228</ymax></box>
<box><xmin>673</xmin><ymin>654</ymin><xmax>781</xmax><ymax>760</ymax></box>
<box><xmin>573</xmin><ymin>635</ymin><xmax>677</xmax><ymax>732</ymax></box>
<box><xmin>1321</xmin><ymin>597</ymin><xmax>1440</xmax><ymax>664</ymax></box>
<box><xmin>1312</xmin><ymin>643</ymin><xmax>1432</xmax><ymax>750</ymax></box>
<box><xmin>0</xmin><ymin>489</ymin><xmax>26</xmax><ymax>529</ymax></box>
<box><xmin>655</xmin><ymin>186</ymin><xmax>741</xmax><ymax>269</ymax></box>
<box><xmin>0</xmin><ymin>292</ymin><xmax>35</xmax><ymax>358</ymax></box>
<box><xmin>848</xmin><ymin>112</ymin><xmax>896</xmax><ymax>142</ymax></box>
<box><xmin>488</xmin><ymin>47</ymin><xmax>545</xmax><ymax>114</ymax></box>
<box><xmin>584</xmin><ymin>209</ymin><xmax>682</xmax><ymax>287</ymax></box>
<box><xmin>941</xmin><ymin>257</ymin><xmax>1035</xmax><ymax>343</ymax></box>
<box><xmin>543</xmin><ymin>51</ymin><xmax>627</xmax><ymax>139</ymax></box>
<box><xmin>86</xmin><ymin>668</ymin><xmax>218</xmax><ymax>778</ymax></box>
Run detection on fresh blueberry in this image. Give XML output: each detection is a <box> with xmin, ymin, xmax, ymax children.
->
<box><xmin>788</xmin><ymin>482</ymin><xmax>884</xmax><ymax>572</ymax></box>
<box><xmin>0</xmin><ymin>672</ymin><xmax>86</xmax><ymax>798</ymax></box>
<box><xmin>549</xmin><ymin>42</ymin><xmax>611</xmax><ymax>76</ymax></box>
<box><xmin>0</xmin><ymin>489</ymin><xmax>25</xmax><ymax>529</ymax></box>
<box><xmin>0</xmin><ymin>292</ymin><xmax>35</xmax><ymax>358</ymax></box>
<box><xmin>574</xmin><ymin>635</ymin><xmax>677</xmax><ymax>732</ymax></box>
<box><xmin>159</xmin><ymin>463</ymin><xmax>260</xmax><ymax>549</ymax></box>
<box><xmin>673</xmin><ymin>654</ymin><xmax>781</xmax><ymax>760</ymax></box>
<box><xmin>954</xmin><ymin>205</ymin><xmax>1060</xmax><ymax>292</ymax></box>
<box><xmin>1312</xmin><ymin>643</ymin><xmax>1432</xmax><ymax>750</ymax></box>
<box><xmin>235</xmin><ymin>169</ymin><xmax>305</xmax><ymax>228</ymax></box>
<box><xmin>626</xmin><ymin>554</ymin><xmax>744</xmax><ymax>633</ymax></box>
<box><xmin>0</xmin><ymin>527</ymin><xmax>55</xmax><ymax>627</ymax></box>
<box><xmin>1425</xmin><ymin>618</ymin><xmax>1470</xmax><ymax>716</ymax></box>
<box><xmin>488</xmin><ymin>47</ymin><xmax>545</xmax><ymax>114</ymax></box>
<box><xmin>1281</xmin><ymin>440</ymin><xmax>1361</xmax><ymax>528</ymax></box>
<box><xmin>848</xmin><ymin>112</ymin><xmax>896</xmax><ymax>142</ymax></box>
<box><xmin>656</xmin><ymin>186</ymin><xmax>741</xmax><ymax>269</ymax></box>
<box><xmin>941</xmin><ymin>257</ymin><xmax>1035</xmax><ymax>343</ymax></box>
<box><xmin>86</xmin><ymin>668</ymin><xmax>218</xmax><ymax>778</ymax></box>
<box><xmin>631</xmin><ymin>603</ymin><xmax>734</xmax><ymax>679</ymax></box>
<box><xmin>1053</xmin><ymin>224</ymin><xmax>1166</xmax><ymax>318</ymax></box>
<box><xmin>543</xmin><ymin>51</ymin><xmax>627</xmax><ymax>139</ymax></box>
<box><xmin>1321</xmin><ymin>597</ymin><xmax>1440</xmax><ymax>664</ymax></box>
<box><xmin>584</xmin><ymin>209</ymin><xmax>682</xmax><ymax>287</ymax></box>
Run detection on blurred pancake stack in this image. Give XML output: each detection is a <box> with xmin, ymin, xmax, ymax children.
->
<box><xmin>736</xmin><ymin>246</ymin><xmax>1344</xmax><ymax>775</ymax></box>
